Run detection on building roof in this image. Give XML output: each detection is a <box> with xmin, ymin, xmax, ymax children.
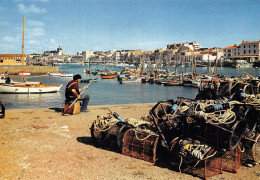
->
<box><xmin>224</xmin><ymin>45</ymin><xmax>240</xmax><ymax>49</ymax></box>
<box><xmin>241</xmin><ymin>41</ymin><xmax>260</xmax><ymax>44</ymax></box>
<box><xmin>0</xmin><ymin>54</ymin><xmax>26</xmax><ymax>57</ymax></box>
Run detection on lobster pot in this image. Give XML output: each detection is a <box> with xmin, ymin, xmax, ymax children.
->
<box><xmin>250</xmin><ymin>80</ymin><xmax>260</xmax><ymax>95</ymax></box>
<box><xmin>216</xmin><ymin>80</ymin><xmax>232</xmax><ymax>97</ymax></box>
<box><xmin>91</xmin><ymin>122</ymin><xmax>125</xmax><ymax>150</ymax></box>
<box><xmin>182</xmin><ymin>149</ymin><xmax>222</xmax><ymax>179</ymax></box>
<box><xmin>241</xmin><ymin>134</ymin><xmax>260</xmax><ymax>165</ymax></box>
<box><xmin>231</xmin><ymin>82</ymin><xmax>253</xmax><ymax>95</ymax></box>
<box><xmin>122</xmin><ymin>129</ymin><xmax>159</xmax><ymax>163</ymax></box>
<box><xmin>168</xmin><ymin>140</ymin><xmax>222</xmax><ymax>179</ymax></box>
<box><xmin>192</xmin><ymin>119</ymin><xmax>246</xmax><ymax>150</ymax></box>
<box><xmin>221</xmin><ymin>144</ymin><xmax>242</xmax><ymax>173</ymax></box>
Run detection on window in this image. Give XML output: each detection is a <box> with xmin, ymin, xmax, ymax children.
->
<box><xmin>254</xmin><ymin>50</ymin><xmax>256</xmax><ymax>54</ymax></box>
<box><xmin>0</xmin><ymin>59</ymin><xmax>3</xmax><ymax>63</ymax></box>
<box><xmin>244</xmin><ymin>50</ymin><xmax>246</xmax><ymax>54</ymax></box>
<box><xmin>249</xmin><ymin>50</ymin><xmax>251</xmax><ymax>54</ymax></box>
<box><xmin>238</xmin><ymin>52</ymin><xmax>240</xmax><ymax>55</ymax></box>
<box><xmin>244</xmin><ymin>45</ymin><xmax>246</xmax><ymax>48</ymax></box>
<box><xmin>249</xmin><ymin>45</ymin><xmax>251</xmax><ymax>48</ymax></box>
<box><xmin>254</xmin><ymin>45</ymin><xmax>256</xmax><ymax>48</ymax></box>
<box><xmin>234</xmin><ymin>52</ymin><xmax>236</xmax><ymax>55</ymax></box>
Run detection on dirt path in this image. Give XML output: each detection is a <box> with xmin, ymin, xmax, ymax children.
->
<box><xmin>0</xmin><ymin>104</ymin><xmax>259</xmax><ymax>179</ymax></box>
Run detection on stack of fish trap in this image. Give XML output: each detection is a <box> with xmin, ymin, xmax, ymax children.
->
<box><xmin>90</xmin><ymin>94</ymin><xmax>259</xmax><ymax>179</ymax></box>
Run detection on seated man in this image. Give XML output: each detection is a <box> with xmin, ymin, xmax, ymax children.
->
<box><xmin>65</xmin><ymin>74</ymin><xmax>90</xmax><ymax>112</ymax></box>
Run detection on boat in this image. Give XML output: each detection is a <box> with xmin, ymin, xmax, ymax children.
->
<box><xmin>60</xmin><ymin>73</ymin><xmax>73</xmax><ymax>77</ymax></box>
<box><xmin>16</xmin><ymin>71</ymin><xmax>31</xmax><ymax>76</ymax></box>
<box><xmin>182</xmin><ymin>79</ymin><xmax>192</xmax><ymax>86</ymax></box>
<box><xmin>101</xmin><ymin>74</ymin><xmax>116</xmax><ymax>79</ymax></box>
<box><xmin>0</xmin><ymin>83</ymin><xmax>62</xmax><ymax>94</ymax></box>
<box><xmin>81</xmin><ymin>78</ymin><xmax>98</xmax><ymax>83</ymax></box>
<box><xmin>84</xmin><ymin>69</ymin><xmax>90</xmax><ymax>74</ymax></box>
<box><xmin>119</xmin><ymin>76</ymin><xmax>143</xmax><ymax>84</ymax></box>
<box><xmin>163</xmin><ymin>80</ymin><xmax>183</xmax><ymax>86</ymax></box>
<box><xmin>47</xmin><ymin>72</ymin><xmax>61</xmax><ymax>76</ymax></box>
<box><xmin>116</xmin><ymin>63</ymin><xmax>130</xmax><ymax>67</ymax></box>
<box><xmin>0</xmin><ymin>16</ymin><xmax>62</xmax><ymax>94</ymax></box>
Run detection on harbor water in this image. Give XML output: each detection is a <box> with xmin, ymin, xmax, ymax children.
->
<box><xmin>0</xmin><ymin>64</ymin><xmax>259</xmax><ymax>110</ymax></box>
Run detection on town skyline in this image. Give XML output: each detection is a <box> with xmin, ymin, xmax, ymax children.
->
<box><xmin>1</xmin><ymin>0</ymin><xmax>260</xmax><ymax>55</ymax></box>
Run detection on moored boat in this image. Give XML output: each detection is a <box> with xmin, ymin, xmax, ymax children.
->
<box><xmin>60</xmin><ymin>73</ymin><xmax>73</xmax><ymax>77</ymax></box>
<box><xmin>16</xmin><ymin>71</ymin><xmax>31</xmax><ymax>76</ymax></box>
<box><xmin>0</xmin><ymin>83</ymin><xmax>62</xmax><ymax>94</ymax></box>
<box><xmin>47</xmin><ymin>72</ymin><xmax>61</xmax><ymax>76</ymax></box>
<box><xmin>163</xmin><ymin>80</ymin><xmax>183</xmax><ymax>86</ymax></box>
<box><xmin>101</xmin><ymin>74</ymin><xmax>116</xmax><ymax>79</ymax></box>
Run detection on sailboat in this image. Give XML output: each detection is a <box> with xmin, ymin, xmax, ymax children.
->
<box><xmin>0</xmin><ymin>16</ymin><xmax>62</xmax><ymax>94</ymax></box>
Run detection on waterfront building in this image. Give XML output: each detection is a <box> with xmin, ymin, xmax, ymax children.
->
<box><xmin>167</xmin><ymin>41</ymin><xmax>201</xmax><ymax>51</ymax></box>
<box><xmin>0</xmin><ymin>54</ymin><xmax>25</xmax><ymax>66</ymax></box>
<box><xmin>239</xmin><ymin>41</ymin><xmax>260</xmax><ymax>61</ymax></box>
<box><xmin>224</xmin><ymin>41</ymin><xmax>260</xmax><ymax>62</ymax></box>
<box><xmin>82</xmin><ymin>50</ymin><xmax>94</xmax><ymax>63</ymax></box>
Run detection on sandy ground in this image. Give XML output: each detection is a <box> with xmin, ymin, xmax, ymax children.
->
<box><xmin>0</xmin><ymin>103</ymin><xmax>259</xmax><ymax>180</ymax></box>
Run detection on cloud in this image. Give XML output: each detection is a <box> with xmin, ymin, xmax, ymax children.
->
<box><xmin>50</xmin><ymin>39</ymin><xmax>57</xmax><ymax>44</ymax></box>
<box><xmin>28</xmin><ymin>27</ymin><xmax>45</xmax><ymax>36</ymax></box>
<box><xmin>3</xmin><ymin>36</ymin><xmax>17</xmax><ymax>42</ymax></box>
<box><xmin>18</xmin><ymin>3</ymin><xmax>47</xmax><ymax>13</ymax></box>
<box><xmin>27</xmin><ymin>40</ymin><xmax>40</xmax><ymax>45</ymax></box>
<box><xmin>27</xmin><ymin>20</ymin><xmax>44</xmax><ymax>27</ymax></box>
<box><xmin>0</xmin><ymin>21</ymin><xmax>9</xmax><ymax>27</ymax></box>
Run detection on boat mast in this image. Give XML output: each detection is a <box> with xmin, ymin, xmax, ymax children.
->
<box><xmin>22</xmin><ymin>16</ymin><xmax>25</xmax><ymax>82</ymax></box>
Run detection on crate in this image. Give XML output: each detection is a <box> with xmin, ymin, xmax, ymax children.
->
<box><xmin>221</xmin><ymin>145</ymin><xmax>242</xmax><ymax>173</ymax></box>
<box><xmin>63</xmin><ymin>101</ymin><xmax>80</xmax><ymax>115</ymax></box>
<box><xmin>122</xmin><ymin>129</ymin><xmax>159</xmax><ymax>163</ymax></box>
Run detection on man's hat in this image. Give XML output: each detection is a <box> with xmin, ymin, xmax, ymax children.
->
<box><xmin>73</xmin><ymin>74</ymin><xmax>82</xmax><ymax>80</ymax></box>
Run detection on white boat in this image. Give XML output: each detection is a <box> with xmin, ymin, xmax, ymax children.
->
<box><xmin>17</xmin><ymin>71</ymin><xmax>31</xmax><ymax>76</ymax></box>
<box><xmin>191</xmin><ymin>79</ymin><xmax>200</xmax><ymax>88</ymax></box>
<box><xmin>116</xmin><ymin>63</ymin><xmax>130</xmax><ymax>67</ymax></box>
<box><xmin>60</xmin><ymin>73</ymin><xmax>73</xmax><ymax>77</ymax></box>
<box><xmin>47</xmin><ymin>72</ymin><xmax>61</xmax><ymax>76</ymax></box>
<box><xmin>0</xmin><ymin>83</ymin><xmax>62</xmax><ymax>94</ymax></box>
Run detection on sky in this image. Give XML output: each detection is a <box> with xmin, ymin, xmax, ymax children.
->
<box><xmin>0</xmin><ymin>0</ymin><xmax>260</xmax><ymax>54</ymax></box>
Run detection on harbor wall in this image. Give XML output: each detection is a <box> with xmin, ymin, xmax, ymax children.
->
<box><xmin>0</xmin><ymin>66</ymin><xmax>59</xmax><ymax>74</ymax></box>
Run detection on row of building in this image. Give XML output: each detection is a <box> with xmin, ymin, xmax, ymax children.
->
<box><xmin>0</xmin><ymin>41</ymin><xmax>259</xmax><ymax>67</ymax></box>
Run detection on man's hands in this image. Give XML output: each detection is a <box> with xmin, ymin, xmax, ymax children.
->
<box><xmin>80</xmin><ymin>85</ymin><xmax>88</xmax><ymax>92</ymax></box>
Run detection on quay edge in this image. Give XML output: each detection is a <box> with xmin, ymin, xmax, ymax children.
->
<box><xmin>0</xmin><ymin>66</ymin><xmax>59</xmax><ymax>75</ymax></box>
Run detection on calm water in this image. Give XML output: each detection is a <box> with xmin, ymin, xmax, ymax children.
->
<box><xmin>1</xmin><ymin>64</ymin><xmax>259</xmax><ymax>110</ymax></box>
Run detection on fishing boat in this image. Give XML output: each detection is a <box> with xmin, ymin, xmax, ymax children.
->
<box><xmin>16</xmin><ymin>71</ymin><xmax>31</xmax><ymax>76</ymax></box>
<box><xmin>163</xmin><ymin>80</ymin><xmax>183</xmax><ymax>86</ymax></box>
<box><xmin>101</xmin><ymin>74</ymin><xmax>116</xmax><ymax>79</ymax></box>
<box><xmin>119</xmin><ymin>76</ymin><xmax>143</xmax><ymax>84</ymax></box>
<box><xmin>84</xmin><ymin>69</ymin><xmax>90</xmax><ymax>74</ymax></box>
<box><xmin>81</xmin><ymin>78</ymin><xmax>98</xmax><ymax>83</ymax></box>
<box><xmin>47</xmin><ymin>72</ymin><xmax>61</xmax><ymax>76</ymax></box>
<box><xmin>100</xmin><ymin>70</ymin><xmax>117</xmax><ymax>79</ymax></box>
<box><xmin>0</xmin><ymin>83</ymin><xmax>62</xmax><ymax>94</ymax></box>
<box><xmin>0</xmin><ymin>16</ymin><xmax>62</xmax><ymax>94</ymax></box>
<box><xmin>60</xmin><ymin>73</ymin><xmax>73</xmax><ymax>77</ymax></box>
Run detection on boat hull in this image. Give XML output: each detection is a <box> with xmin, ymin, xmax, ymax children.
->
<box><xmin>0</xmin><ymin>84</ymin><xmax>62</xmax><ymax>94</ymax></box>
<box><xmin>101</xmin><ymin>75</ymin><xmax>116</xmax><ymax>79</ymax></box>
